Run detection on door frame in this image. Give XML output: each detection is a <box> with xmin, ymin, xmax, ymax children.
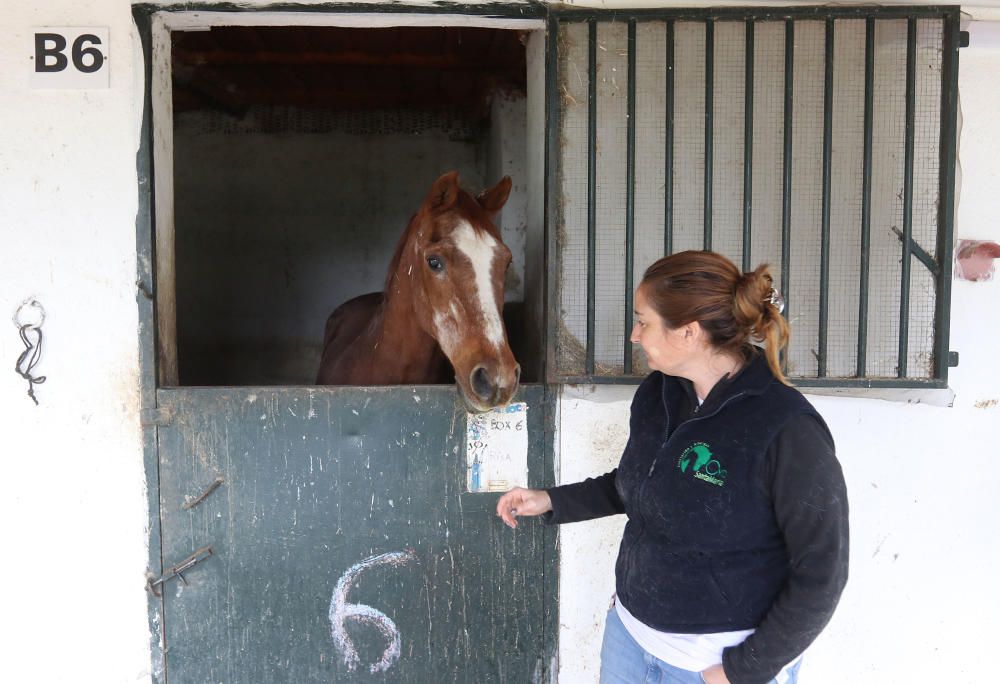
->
<box><xmin>133</xmin><ymin>4</ymin><xmax>555</xmax><ymax>682</ymax></box>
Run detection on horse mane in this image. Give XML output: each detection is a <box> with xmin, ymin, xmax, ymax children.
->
<box><xmin>384</xmin><ymin>213</ymin><xmax>421</xmax><ymax>294</ymax></box>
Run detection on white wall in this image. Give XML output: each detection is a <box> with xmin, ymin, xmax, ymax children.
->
<box><xmin>0</xmin><ymin>2</ymin><xmax>152</xmax><ymax>683</ymax></box>
<box><xmin>1</xmin><ymin>3</ymin><xmax>998</xmax><ymax>684</ymax></box>
<box><xmin>558</xmin><ymin>395</ymin><xmax>1000</xmax><ymax>683</ymax></box>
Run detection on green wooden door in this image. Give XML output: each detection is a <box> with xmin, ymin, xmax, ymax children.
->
<box><xmin>154</xmin><ymin>385</ymin><xmax>554</xmax><ymax>683</ymax></box>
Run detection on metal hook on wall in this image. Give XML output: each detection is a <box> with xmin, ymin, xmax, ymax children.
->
<box><xmin>13</xmin><ymin>298</ymin><xmax>46</xmax><ymax>405</ymax></box>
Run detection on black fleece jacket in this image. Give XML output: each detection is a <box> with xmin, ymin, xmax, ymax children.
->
<box><xmin>543</xmin><ymin>355</ymin><xmax>849</xmax><ymax>684</ymax></box>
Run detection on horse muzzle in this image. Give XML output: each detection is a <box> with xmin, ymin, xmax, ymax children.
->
<box><xmin>462</xmin><ymin>362</ymin><xmax>520</xmax><ymax>412</ymax></box>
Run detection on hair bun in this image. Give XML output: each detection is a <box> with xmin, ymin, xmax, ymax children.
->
<box><xmin>733</xmin><ymin>266</ymin><xmax>787</xmax><ymax>348</ymax></box>
<box><xmin>734</xmin><ymin>267</ymin><xmax>767</xmax><ymax>314</ymax></box>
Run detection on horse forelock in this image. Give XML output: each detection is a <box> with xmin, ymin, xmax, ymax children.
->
<box><xmin>455</xmin><ymin>189</ymin><xmax>503</xmax><ymax>241</ymax></box>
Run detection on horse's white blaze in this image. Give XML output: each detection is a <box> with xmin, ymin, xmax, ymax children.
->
<box><xmin>433</xmin><ymin>310</ymin><xmax>461</xmax><ymax>357</ymax></box>
<box><xmin>452</xmin><ymin>221</ymin><xmax>504</xmax><ymax>348</ymax></box>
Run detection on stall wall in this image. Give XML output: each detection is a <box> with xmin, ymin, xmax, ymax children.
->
<box><xmin>0</xmin><ymin>3</ymin><xmax>152</xmax><ymax>682</ymax></box>
<box><xmin>0</xmin><ymin>2</ymin><xmax>998</xmax><ymax>684</ymax></box>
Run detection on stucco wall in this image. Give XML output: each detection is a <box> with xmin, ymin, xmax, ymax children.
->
<box><xmin>0</xmin><ymin>3</ymin><xmax>998</xmax><ymax>684</ymax></box>
<box><xmin>0</xmin><ymin>3</ymin><xmax>152</xmax><ymax>682</ymax></box>
<box><xmin>557</xmin><ymin>397</ymin><xmax>1000</xmax><ymax>682</ymax></box>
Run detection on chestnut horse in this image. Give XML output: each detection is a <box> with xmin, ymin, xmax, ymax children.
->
<box><xmin>316</xmin><ymin>171</ymin><xmax>520</xmax><ymax>412</ymax></box>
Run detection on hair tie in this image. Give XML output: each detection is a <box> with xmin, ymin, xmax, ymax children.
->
<box><xmin>765</xmin><ymin>287</ymin><xmax>785</xmax><ymax>314</ymax></box>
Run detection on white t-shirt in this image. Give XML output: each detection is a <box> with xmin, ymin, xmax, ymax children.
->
<box><xmin>615</xmin><ymin>600</ymin><xmax>801</xmax><ymax>683</ymax></box>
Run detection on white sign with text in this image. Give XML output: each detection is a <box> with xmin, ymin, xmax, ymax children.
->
<box><xmin>31</xmin><ymin>28</ymin><xmax>109</xmax><ymax>89</ymax></box>
<box><xmin>466</xmin><ymin>402</ymin><xmax>529</xmax><ymax>493</ymax></box>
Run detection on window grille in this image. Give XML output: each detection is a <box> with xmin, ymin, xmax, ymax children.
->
<box><xmin>549</xmin><ymin>6</ymin><xmax>959</xmax><ymax>387</ymax></box>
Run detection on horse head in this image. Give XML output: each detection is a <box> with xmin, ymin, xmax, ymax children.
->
<box><xmin>396</xmin><ymin>171</ymin><xmax>520</xmax><ymax>412</ymax></box>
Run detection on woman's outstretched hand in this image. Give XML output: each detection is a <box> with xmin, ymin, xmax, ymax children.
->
<box><xmin>495</xmin><ymin>487</ymin><xmax>552</xmax><ymax>529</ymax></box>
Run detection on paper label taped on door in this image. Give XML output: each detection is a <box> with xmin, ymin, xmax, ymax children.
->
<box><xmin>466</xmin><ymin>402</ymin><xmax>529</xmax><ymax>493</ymax></box>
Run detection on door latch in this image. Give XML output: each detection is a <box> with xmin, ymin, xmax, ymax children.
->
<box><xmin>147</xmin><ymin>546</ymin><xmax>214</xmax><ymax>597</ymax></box>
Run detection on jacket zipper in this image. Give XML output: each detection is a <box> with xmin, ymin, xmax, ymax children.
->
<box><xmin>623</xmin><ymin>391</ymin><xmax>747</xmax><ymax>601</ymax></box>
<box><xmin>623</xmin><ymin>405</ymin><xmax>670</xmax><ymax>602</ymax></box>
<box><xmin>685</xmin><ymin>391</ymin><xmax>747</xmax><ymax>426</ymax></box>
<box><xmin>648</xmin><ymin>390</ymin><xmax>752</xmax><ymax>475</ymax></box>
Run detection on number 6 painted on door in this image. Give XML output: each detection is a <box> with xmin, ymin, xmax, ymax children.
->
<box><xmin>329</xmin><ymin>549</ymin><xmax>416</xmax><ymax>673</ymax></box>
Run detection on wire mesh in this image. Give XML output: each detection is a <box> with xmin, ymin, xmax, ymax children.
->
<box><xmin>554</xmin><ymin>11</ymin><xmax>951</xmax><ymax>383</ymax></box>
<box><xmin>672</xmin><ymin>22</ymin><xmax>707</xmax><ymax>255</ymax></box>
<box><xmin>749</xmin><ymin>21</ymin><xmax>786</xmax><ymax>284</ymax></box>
<box><xmin>827</xmin><ymin>20</ymin><xmax>866</xmax><ymax>379</ymax></box>
<box><xmin>555</xmin><ymin>21</ymin><xmax>590</xmax><ymax>376</ymax></box>
<box><xmin>711</xmin><ymin>21</ymin><xmax>748</xmax><ymax>268</ymax></box>
<box><xmin>786</xmin><ymin>20</ymin><xmax>825</xmax><ymax>379</ymax></box>
<box><xmin>868</xmin><ymin>19</ymin><xmax>908</xmax><ymax>378</ymax></box>
<box><xmin>592</xmin><ymin>21</ymin><xmax>630</xmax><ymax>375</ymax></box>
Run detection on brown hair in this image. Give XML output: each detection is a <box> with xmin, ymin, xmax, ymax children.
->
<box><xmin>640</xmin><ymin>250</ymin><xmax>791</xmax><ymax>385</ymax></box>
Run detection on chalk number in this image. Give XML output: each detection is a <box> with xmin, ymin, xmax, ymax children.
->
<box><xmin>329</xmin><ymin>550</ymin><xmax>416</xmax><ymax>674</ymax></box>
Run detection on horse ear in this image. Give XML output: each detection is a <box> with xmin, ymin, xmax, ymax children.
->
<box><xmin>426</xmin><ymin>171</ymin><xmax>461</xmax><ymax>212</ymax></box>
<box><xmin>476</xmin><ymin>176</ymin><xmax>512</xmax><ymax>214</ymax></box>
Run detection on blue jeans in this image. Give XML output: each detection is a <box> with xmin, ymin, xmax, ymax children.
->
<box><xmin>600</xmin><ymin>607</ymin><xmax>801</xmax><ymax>684</ymax></box>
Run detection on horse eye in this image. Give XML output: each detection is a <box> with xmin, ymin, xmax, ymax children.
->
<box><xmin>427</xmin><ymin>256</ymin><xmax>444</xmax><ymax>272</ymax></box>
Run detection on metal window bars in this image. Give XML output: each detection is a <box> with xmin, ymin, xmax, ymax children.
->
<box><xmin>548</xmin><ymin>6</ymin><xmax>959</xmax><ymax>387</ymax></box>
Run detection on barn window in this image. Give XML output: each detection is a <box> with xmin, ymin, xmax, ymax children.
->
<box><xmin>549</xmin><ymin>6</ymin><xmax>960</xmax><ymax>387</ymax></box>
<box><xmin>152</xmin><ymin>13</ymin><xmax>547</xmax><ymax>387</ymax></box>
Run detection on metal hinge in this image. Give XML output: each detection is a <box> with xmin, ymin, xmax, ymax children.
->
<box><xmin>959</xmin><ymin>31</ymin><xmax>970</xmax><ymax>48</ymax></box>
<box><xmin>948</xmin><ymin>351</ymin><xmax>959</xmax><ymax>367</ymax></box>
<box><xmin>182</xmin><ymin>476</ymin><xmax>225</xmax><ymax>510</ymax></box>
<box><xmin>147</xmin><ymin>546</ymin><xmax>214</xmax><ymax>597</ymax></box>
<box><xmin>140</xmin><ymin>406</ymin><xmax>173</xmax><ymax>427</ymax></box>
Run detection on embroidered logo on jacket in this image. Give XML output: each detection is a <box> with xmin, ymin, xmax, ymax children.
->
<box><xmin>677</xmin><ymin>442</ymin><xmax>727</xmax><ymax>486</ymax></box>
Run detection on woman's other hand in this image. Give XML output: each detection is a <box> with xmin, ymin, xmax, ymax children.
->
<box><xmin>700</xmin><ymin>664</ymin><xmax>731</xmax><ymax>684</ymax></box>
<box><xmin>495</xmin><ymin>487</ymin><xmax>552</xmax><ymax>529</ymax></box>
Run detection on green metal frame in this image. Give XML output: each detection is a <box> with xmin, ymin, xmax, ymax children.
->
<box><xmin>546</xmin><ymin>5</ymin><xmax>961</xmax><ymax>389</ymax></box>
<box><xmin>549</xmin><ymin>5</ymin><xmax>960</xmax><ymax>21</ymax></box>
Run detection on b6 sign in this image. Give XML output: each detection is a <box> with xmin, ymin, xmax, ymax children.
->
<box><xmin>31</xmin><ymin>28</ymin><xmax>109</xmax><ymax>89</ymax></box>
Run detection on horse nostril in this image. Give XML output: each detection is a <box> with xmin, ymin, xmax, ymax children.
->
<box><xmin>471</xmin><ymin>366</ymin><xmax>494</xmax><ymax>400</ymax></box>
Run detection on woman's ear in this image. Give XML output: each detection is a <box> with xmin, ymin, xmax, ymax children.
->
<box><xmin>684</xmin><ymin>321</ymin><xmax>707</xmax><ymax>344</ymax></box>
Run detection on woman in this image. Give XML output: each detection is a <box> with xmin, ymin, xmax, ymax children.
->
<box><xmin>496</xmin><ymin>251</ymin><xmax>848</xmax><ymax>684</ymax></box>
